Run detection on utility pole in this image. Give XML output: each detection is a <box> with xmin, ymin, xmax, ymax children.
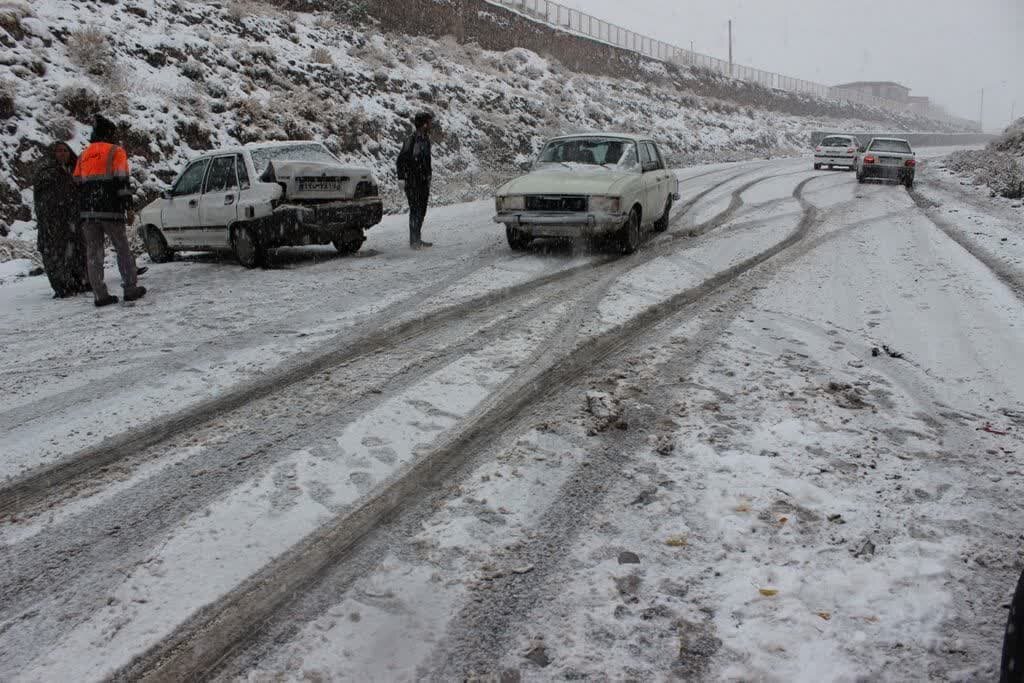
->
<box><xmin>979</xmin><ymin>88</ymin><xmax>984</xmax><ymax>132</ymax></box>
<box><xmin>728</xmin><ymin>20</ymin><xmax>733</xmax><ymax>77</ymax></box>
<box><xmin>1012</xmin><ymin>101</ymin><xmax>1017</xmax><ymax>124</ymax></box>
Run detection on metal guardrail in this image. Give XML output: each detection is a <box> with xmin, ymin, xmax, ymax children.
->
<box><xmin>486</xmin><ymin>0</ymin><xmax>974</xmax><ymax>128</ymax></box>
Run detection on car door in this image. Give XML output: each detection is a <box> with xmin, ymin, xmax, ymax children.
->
<box><xmin>641</xmin><ymin>142</ymin><xmax>671</xmax><ymax>220</ymax></box>
<box><xmin>199</xmin><ymin>155</ymin><xmax>241</xmax><ymax>249</ymax></box>
<box><xmin>162</xmin><ymin>158</ymin><xmax>210</xmax><ymax>248</ymax></box>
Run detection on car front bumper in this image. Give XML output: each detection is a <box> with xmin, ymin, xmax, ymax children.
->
<box><xmin>493</xmin><ymin>211</ymin><xmax>628</xmax><ymax>238</ymax></box>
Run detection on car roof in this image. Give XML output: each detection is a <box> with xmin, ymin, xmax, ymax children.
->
<box><xmin>546</xmin><ymin>133</ymin><xmax>654</xmax><ymax>144</ymax></box>
<box><xmin>192</xmin><ymin>141</ymin><xmax>326</xmax><ymax>159</ymax></box>
<box><xmin>869</xmin><ymin>137</ymin><xmax>912</xmax><ymax>144</ymax></box>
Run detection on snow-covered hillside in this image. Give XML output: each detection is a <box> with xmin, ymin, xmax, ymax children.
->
<box><xmin>0</xmin><ymin>0</ymin><xmax>968</xmax><ymax>246</ymax></box>
<box><xmin>942</xmin><ymin>118</ymin><xmax>1024</xmax><ymax>200</ymax></box>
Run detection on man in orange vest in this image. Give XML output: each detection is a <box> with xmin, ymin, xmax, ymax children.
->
<box><xmin>73</xmin><ymin>115</ymin><xmax>146</xmax><ymax>307</ymax></box>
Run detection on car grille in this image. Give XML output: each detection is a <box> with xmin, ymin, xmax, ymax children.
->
<box><xmin>525</xmin><ymin>195</ymin><xmax>588</xmax><ymax>212</ymax></box>
<box><xmin>296</xmin><ymin>176</ymin><xmax>350</xmax><ymax>192</ymax></box>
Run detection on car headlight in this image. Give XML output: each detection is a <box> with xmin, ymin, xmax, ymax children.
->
<box><xmin>590</xmin><ymin>196</ymin><xmax>621</xmax><ymax>213</ymax></box>
<box><xmin>497</xmin><ymin>195</ymin><xmax>525</xmax><ymax>211</ymax></box>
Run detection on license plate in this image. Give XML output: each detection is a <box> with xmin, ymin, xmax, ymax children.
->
<box><xmin>882</xmin><ymin>157</ymin><xmax>901</xmax><ymax>166</ymax></box>
<box><xmin>299</xmin><ymin>180</ymin><xmax>343</xmax><ymax>192</ymax></box>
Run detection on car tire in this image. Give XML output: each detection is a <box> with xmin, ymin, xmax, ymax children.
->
<box><xmin>618</xmin><ymin>207</ymin><xmax>642</xmax><ymax>255</ymax></box>
<box><xmin>904</xmin><ymin>176</ymin><xmax>915</xmax><ymax>190</ymax></box>
<box><xmin>142</xmin><ymin>226</ymin><xmax>174</xmax><ymax>264</ymax></box>
<box><xmin>856</xmin><ymin>171</ymin><xmax>866</xmax><ymax>184</ymax></box>
<box><xmin>232</xmin><ymin>224</ymin><xmax>266</xmax><ymax>269</ymax></box>
<box><xmin>1002</xmin><ymin>568</ymin><xmax>1024</xmax><ymax>683</ymax></box>
<box><xmin>652</xmin><ymin>197</ymin><xmax>673</xmax><ymax>233</ymax></box>
<box><xmin>813</xmin><ymin>163</ymin><xmax>822</xmax><ymax>170</ymax></box>
<box><xmin>333</xmin><ymin>233</ymin><xmax>365</xmax><ymax>255</ymax></box>
<box><xmin>506</xmin><ymin>226</ymin><xmax>532</xmax><ymax>251</ymax></box>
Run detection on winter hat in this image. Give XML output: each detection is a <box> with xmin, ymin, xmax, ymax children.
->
<box><xmin>90</xmin><ymin>115</ymin><xmax>118</xmax><ymax>143</ymax></box>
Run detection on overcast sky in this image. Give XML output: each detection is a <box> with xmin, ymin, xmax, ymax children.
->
<box><xmin>557</xmin><ymin>0</ymin><xmax>1022</xmax><ymax>131</ymax></box>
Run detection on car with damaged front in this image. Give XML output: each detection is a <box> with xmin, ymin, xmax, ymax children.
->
<box><xmin>855</xmin><ymin>137</ymin><xmax>917</xmax><ymax>188</ymax></box>
<box><xmin>137</xmin><ymin>141</ymin><xmax>384</xmax><ymax>268</ymax></box>
<box><xmin>493</xmin><ymin>134</ymin><xmax>680</xmax><ymax>254</ymax></box>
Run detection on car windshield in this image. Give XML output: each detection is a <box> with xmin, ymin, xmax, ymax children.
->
<box><xmin>821</xmin><ymin>137</ymin><xmax>853</xmax><ymax>147</ymax></box>
<box><xmin>869</xmin><ymin>139</ymin><xmax>913</xmax><ymax>154</ymax></box>
<box><xmin>536</xmin><ymin>138</ymin><xmax>640</xmax><ymax>171</ymax></box>
<box><xmin>249</xmin><ymin>143</ymin><xmax>338</xmax><ymax>173</ymax></box>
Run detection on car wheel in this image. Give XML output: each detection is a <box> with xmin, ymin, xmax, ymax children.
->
<box><xmin>652</xmin><ymin>197</ymin><xmax>673</xmax><ymax>233</ymax></box>
<box><xmin>856</xmin><ymin>171</ymin><xmax>866</xmax><ymax>184</ymax></box>
<box><xmin>904</xmin><ymin>176</ymin><xmax>915</xmax><ymax>189</ymax></box>
<box><xmin>143</xmin><ymin>226</ymin><xmax>173</xmax><ymax>263</ymax></box>
<box><xmin>1002</xmin><ymin>568</ymin><xmax>1024</xmax><ymax>682</ymax></box>
<box><xmin>506</xmin><ymin>226</ymin><xmax>532</xmax><ymax>251</ymax></box>
<box><xmin>333</xmin><ymin>233</ymin><xmax>365</xmax><ymax>255</ymax></box>
<box><xmin>618</xmin><ymin>207</ymin><xmax>641</xmax><ymax>255</ymax></box>
<box><xmin>813</xmin><ymin>163</ymin><xmax>822</xmax><ymax>170</ymax></box>
<box><xmin>232</xmin><ymin>224</ymin><xmax>266</xmax><ymax>269</ymax></box>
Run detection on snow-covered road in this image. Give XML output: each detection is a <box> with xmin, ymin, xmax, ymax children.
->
<box><xmin>0</xmin><ymin>154</ymin><xmax>1020</xmax><ymax>681</ymax></box>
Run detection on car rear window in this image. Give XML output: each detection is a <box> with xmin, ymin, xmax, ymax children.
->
<box><xmin>869</xmin><ymin>140</ymin><xmax>913</xmax><ymax>154</ymax></box>
<box><xmin>821</xmin><ymin>137</ymin><xmax>853</xmax><ymax>147</ymax></box>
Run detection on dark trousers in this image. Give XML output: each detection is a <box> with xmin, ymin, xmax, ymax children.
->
<box><xmin>405</xmin><ymin>182</ymin><xmax>430</xmax><ymax>245</ymax></box>
<box><xmin>82</xmin><ymin>220</ymin><xmax>137</xmax><ymax>299</ymax></box>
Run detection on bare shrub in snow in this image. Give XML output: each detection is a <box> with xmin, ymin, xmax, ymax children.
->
<box><xmin>0</xmin><ymin>1</ymin><xmax>32</xmax><ymax>38</ymax></box>
<box><xmin>249</xmin><ymin>45</ymin><xmax>275</xmax><ymax>65</ymax></box>
<box><xmin>180</xmin><ymin>59</ymin><xmax>206</xmax><ymax>82</ymax></box>
<box><xmin>0</xmin><ymin>80</ymin><xmax>14</xmax><ymax>119</ymax></box>
<box><xmin>68</xmin><ymin>26</ymin><xmax>117</xmax><ymax>78</ymax></box>
<box><xmin>56</xmin><ymin>85</ymin><xmax>101</xmax><ymax>122</ymax></box>
<box><xmin>308</xmin><ymin>47</ymin><xmax>333</xmax><ymax>65</ymax></box>
<box><xmin>41</xmin><ymin>113</ymin><xmax>75</xmax><ymax>141</ymax></box>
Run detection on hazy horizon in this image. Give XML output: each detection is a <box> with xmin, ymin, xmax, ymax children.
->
<box><xmin>556</xmin><ymin>0</ymin><xmax>1021</xmax><ymax>131</ymax></box>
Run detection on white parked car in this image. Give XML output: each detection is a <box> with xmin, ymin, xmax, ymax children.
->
<box><xmin>493</xmin><ymin>134</ymin><xmax>680</xmax><ymax>254</ymax></box>
<box><xmin>813</xmin><ymin>134</ymin><xmax>861</xmax><ymax>170</ymax></box>
<box><xmin>137</xmin><ymin>141</ymin><xmax>383</xmax><ymax>268</ymax></box>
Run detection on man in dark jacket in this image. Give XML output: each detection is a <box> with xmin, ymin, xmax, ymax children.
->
<box><xmin>396</xmin><ymin>112</ymin><xmax>434</xmax><ymax>249</ymax></box>
<box><xmin>73</xmin><ymin>115</ymin><xmax>146</xmax><ymax>307</ymax></box>
<box><xmin>34</xmin><ymin>142</ymin><xmax>89</xmax><ymax>298</ymax></box>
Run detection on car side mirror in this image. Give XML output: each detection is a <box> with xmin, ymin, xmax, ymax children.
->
<box><xmin>161</xmin><ymin>190</ymin><xmax>173</xmax><ymax>200</ymax></box>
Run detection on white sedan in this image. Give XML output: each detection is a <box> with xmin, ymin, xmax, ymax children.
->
<box><xmin>493</xmin><ymin>134</ymin><xmax>680</xmax><ymax>254</ymax></box>
<box><xmin>137</xmin><ymin>142</ymin><xmax>383</xmax><ymax>268</ymax></box>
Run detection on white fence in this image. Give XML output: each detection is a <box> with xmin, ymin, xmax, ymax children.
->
<box><xmin>486</xmin><ymin>0</ymin><xmax>974</xmax><ymax>128</ymax></box>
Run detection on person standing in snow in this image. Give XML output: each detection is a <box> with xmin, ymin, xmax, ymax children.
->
<box><xmin>33</xmin><ymin>142</ymin><xmax>90</xmax><ymax>298</ymax></box>
<box><xmin>73</xmin><ymin>115</ymin><xmax>146</xmax><ymax>307</ymax></box>
<box><xmin>396</xmin><ymin>111</ymin><xmax>435</xmax><ymax>250</ymax></box>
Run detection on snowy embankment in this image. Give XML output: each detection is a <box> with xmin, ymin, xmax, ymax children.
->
<box><xmin>941</xmin><ymin>118</ymin><xmax>1024</xmax><ymax>200</ymax></box>
<box><xmin>1</xmin><ymin>0</ymin><xmax>954</xmax><ymax>256</ymax></box>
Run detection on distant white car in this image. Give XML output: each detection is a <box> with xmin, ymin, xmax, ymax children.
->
<box><xmin>813</xmin><ymin>134</ymin><xmax>861</xmax><ymax>170</ymax></box>
<box><xmin>493</xmin><ymin>134</ymin><xmax>680</xmax><ymax>254</ymax></box>
<box><xmin>137</xmin><ymin>141</ymin><xmax>383</xmax><ymax>268</ymax></box>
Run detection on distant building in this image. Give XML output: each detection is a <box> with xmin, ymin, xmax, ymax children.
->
<box><xmin>907</xmin><ymin>95</ymin><xmax>931</xmax><ymax>115</ymax></box>
<box><xmin>833</xmin><ymin>81</ymin><xmax>912</xmax><ymax>103</ymax></box>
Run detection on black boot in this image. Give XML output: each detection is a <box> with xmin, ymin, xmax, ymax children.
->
<box><xmin>123</xmin><ymin>285</ymin><xmax>147</xmax><ymax>302</ymax></box>
<box><xmin>94</xmin><ymin>294</ymin><xmax>119</xmax><ymax>307</ymax></box>
<box><xmin>136</xmin><ymin>266</ymin><xmax>149</xmax><ymax>277</ymax></box>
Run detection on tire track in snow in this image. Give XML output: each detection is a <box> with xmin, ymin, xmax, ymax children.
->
<box><xmin>909</xmin><ymin>188</ymin><xmax>1024</xmax><ymax>303</ymax></box>
<box><xmin>106</xmin><ymin>174</ymin><xmax>827</xmax><ymax>683</ymax></box>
